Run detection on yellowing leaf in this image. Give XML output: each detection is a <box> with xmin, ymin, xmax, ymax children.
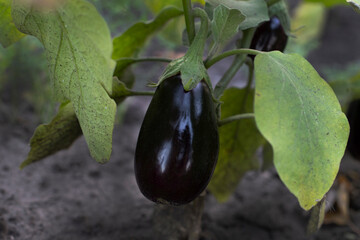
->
<box><xmin>21</xmin><ymin>102</ymin><xmax>81</xmax><ymax>169</ymax></box>
<box><xmin>12</xmin><ymin>0</ymin><xmax>116</xmax><ymax>163</ymax></box>
<box><xmin>254</xmin><ymin>51</ymin><xmax>349</xmax><ymax>210</ymax></box>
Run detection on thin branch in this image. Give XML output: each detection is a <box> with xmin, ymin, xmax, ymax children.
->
<box><xmin>116</xmin><ymin>57</ymin><xmax>172</xmax><ymax>64</ymax></box>
<box><xmin>205</xmin><ymin>48</ymin><xmax>261</xmax><ymax>69</ymax></box>
<box><xmin>218</xmin><ymin>113</ymin><xmax>255</xmax><ymax>126</ymax></box>
<box><xmin>182</xmin><ymin>0</ymin><xmax>196</xmax><ymax>44</ymax></box>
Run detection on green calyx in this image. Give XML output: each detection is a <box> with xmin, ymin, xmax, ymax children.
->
<box><xmin>157</xmin><ymin>8</ymin><xmax>212</xmax><ymax>92</ymax></box>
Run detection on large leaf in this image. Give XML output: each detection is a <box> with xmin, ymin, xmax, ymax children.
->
<box><xmin>305</xmin><ymin>0</ymin><xmax>346</xmax><ymax>7</ymax></box>
<box><xmin>286</xmin><ymin>2</ymin><xmax>326</xmax><ymax>57</ymax></box>
<box><xmin>254</xmin><ymin>51</ymin><xmax>349</xmax><ymax>210</ymax></box>
<box><xmin>21</xmin><ymin>77</ymin><xmax>133</xmax><ymax>169</ymax></box>
<box><xmin>12</xmin><ymin>0</ymin><xmax>116</xmax><ymax>163</ymax></box>
<box><xmin>0</xmin><ymin>0</ymin><xmax>24</xmax><ymax>47</ymax></box>
<box><xmin>206</xmin><ymin>0</ymin><xmax>269</xmax><ymax>30</ymax></box>
<box><xmin>112</xmin><ymin>7</ymin><xmax>183</xmax><ymax>59</ymax></box>
<box><xmin>211</xmin><ymin>5</ymin><xmax>245</xmax><ymax>54</ymax></box>
<box><xmin>208</xmin><ymin>88</ymin><xmax>265</xmax><ymax>201</ymax></box>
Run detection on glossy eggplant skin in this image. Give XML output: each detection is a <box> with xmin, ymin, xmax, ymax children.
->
<box><xmin>135</xmin><ymin>75</ymin><xmax>219</xmax><ymax>205</ymax></box>
<box><xmin>346</xmin><ymin>99</ymin><xmax>360</xmax><ymax>160</ymax></box>
<box><xmin>250</xmin><ymin>16</ymin><xmax>288</xmax><ymax>58</ymax></box>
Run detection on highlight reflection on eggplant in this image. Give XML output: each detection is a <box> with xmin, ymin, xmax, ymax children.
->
<box><xmin>135</xmin><ymin>74</ymin><xmax>219</xmax><ymax>205</ymax></box>
<box><xmin>250</xmin><ymin>16</ymin><xmax>288</xmax><ymax>59</ymax></box>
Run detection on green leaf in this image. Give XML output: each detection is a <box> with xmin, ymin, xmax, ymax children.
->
<box><xmin>179</xmin><ymin>8</ymin><xmax>211</xmax><ymax>91</ymax></box>
<box><xmin>158</xmin><ymin>57</ymin><xmax>184</xmax><ymax>84</ymax></box>
<box><xmin>111</xmin><ymin>76</ymin><xmax>133</xmax><ymax>100</ymax></box>
<box><xmin>21</xmin><ymin>77</ymin><xmax>132</xmax><ymax>169</ymax></box>
<box><xmin>206</xmin><ymin>0</ymin><xmax>269</xmax><ymax>30</ymax></box>
<box><xmin>254</xmin><ymin>51</ymin><xmax>349</xmax><ymax>210</ymax></box>
<box><xmin>0</xmin><ymin>0</ymin><xmax>24</xmax><ymax>47</ymax></box>
<box><xmin>304</xmin><ymin>0</ymin><xmax>346</xmax><ymax>7</ymax></box>
<box><xmin>211</xmin><ymin>5</ymin><xmax>245</xmax><ymax>54</ymax></box>
<box><xmin>20</xmin><ymin>102</ymin><xmax>82</xmax><ymax>169</ymax></box>
<box><xmin>286</xmin><ymin>2</ymin><xmax>326</xmax><ymax>57</ymax></box>
<box><xmin>12</xmin><ymin>0</ymin><xmax>116</xmax><ymax>163</ymax></box>
<box><xmin>347</xmin><ymin>0</ymin><xmax>360</xmax><ymax>13</ymax></box>
<box><xmin>208</xmin><ymin>88</ymin><xmax>265</xmax><ymax>202</ymax></box>
<box><xmin>112</xmin><ymin>7</ymin><xmax>183</xmax><ymax>59</ymax></box>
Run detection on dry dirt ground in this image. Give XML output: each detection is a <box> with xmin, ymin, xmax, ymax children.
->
<box><xmin>1</xmin><ymin>3</ymin><xmax>360</xmax><ymax>240</ymax></box>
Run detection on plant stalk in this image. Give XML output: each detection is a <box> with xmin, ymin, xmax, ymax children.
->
<box><xmin>218</xmin><ymin>113</ymin><xmax>255</xmax><ymax>126</ymax></box>
<box><xmin>116</xmin><ymin>57</ymin><xmax>172</xmax><ymax>64</ymax></box>
<box><xmin>205</xmin><ymin>48</ymin><xmax>261</xmax><ymax>69</ymax></box>
<box><xmin>212</xmin><ymin>28</ymin><xmax>256</xmax><ymax>99</ymax></box>
<box><xmin>240</xmin><ymin>59</ymin><xmax>255</xmax><ymax>110</ymax></box>
<box><xmin>182</xmin><ymin>0</ymin><xmax>196</xmax><ymax>44</ymax></box>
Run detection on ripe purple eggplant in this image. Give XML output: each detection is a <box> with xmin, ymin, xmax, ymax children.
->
<box><xmin>250</xmin><ymin>16</ymin><xmax>288</xmax><ymax>58</ymax></box>
<box><xmin>135</xmin><ymin>74</ymin><xmax>219</xmax><ymax>205</ymax></box>
<box><xmin>346</xmin><ymin>99</ymin><xmax>360</xmax><ymax>160</ymax></box>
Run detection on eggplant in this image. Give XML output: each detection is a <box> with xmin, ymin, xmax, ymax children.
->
<box><xmin>250</xmin><ymin>16</ymin><xmax>288</xmax><ymax>58</ymax></box>
<box><xmin>135</xmin><ymin>74</ymin><xmax>219</xmax><ymax>205</ymax></box>
<box><xmin>346</xmin><ymin>99</ymin><xmax>360</xmax><ymax>160</ymax></box>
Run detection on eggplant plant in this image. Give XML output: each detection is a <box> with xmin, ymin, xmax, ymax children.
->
<box><xmin>1</xmin><ymin>0</ymin><xmax>360</xmax><ymax>237</ymax></box>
